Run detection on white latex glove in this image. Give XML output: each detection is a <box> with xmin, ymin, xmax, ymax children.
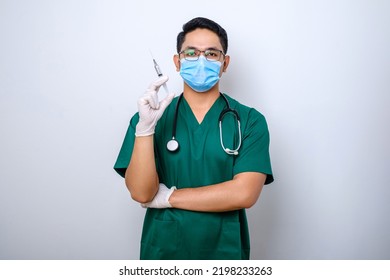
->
<box><xmin>135</xmin><ymin>76</ymin><xmax>175</xmax><ymax>136</ymax></box>
<box><xmin>141</xmin><ymin>183</ymin><xmax>176</xmax><ymax>209</ymax></box>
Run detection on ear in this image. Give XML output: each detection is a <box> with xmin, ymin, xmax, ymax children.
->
<box><xmin>222</xmin><ymin>55</ymin><xmax>230</xmax><ymax>72</ymax></box>
<box><xmin>173</xmin><ymin>55</ymin><xmax>180</xmax><ymax>72</ymax></box>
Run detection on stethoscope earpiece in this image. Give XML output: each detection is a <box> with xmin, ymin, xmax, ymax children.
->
<box><xmin>225</xmin><ymin>148</ymin><xmax>239</xmax><ymax>156</ymax></box>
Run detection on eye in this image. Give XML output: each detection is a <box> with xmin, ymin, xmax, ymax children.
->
<box><xmin>205</xmin><ymin>50</ymin><xmax>219</xmax><ymax>57</ymax></box>
<box><xmin>184</xmin><ymin>49</ymin><xmax>197</xmax><ymax>56</ymax></box>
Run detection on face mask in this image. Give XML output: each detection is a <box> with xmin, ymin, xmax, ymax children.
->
<box><xmin>180</xmin><ymin>56</ymin><xmax>222</xmax><ymax>92</ymax></box>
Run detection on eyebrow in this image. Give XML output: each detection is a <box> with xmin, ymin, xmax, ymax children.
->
<box><xmin>183</xmin><ymin>46</ymin><xmax>222</xmax><ymax>51</ymax></box>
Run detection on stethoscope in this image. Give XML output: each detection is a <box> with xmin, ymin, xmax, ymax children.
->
<box><xmin>166</xmin><ymin>93</ymin><xmax>242</xmax><ymax>155</ymax></box>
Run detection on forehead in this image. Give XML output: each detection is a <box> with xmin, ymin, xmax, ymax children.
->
<box><xmin>182</xmin><ymin>28</ymin><xmax>222</xmax><ymax>50</ymax></box>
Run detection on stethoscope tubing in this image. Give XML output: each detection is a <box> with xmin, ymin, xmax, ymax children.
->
<box><xmin>167</xmin><ymin>92</ymin><xmax>242</xmax><ymax>155</ymax></box>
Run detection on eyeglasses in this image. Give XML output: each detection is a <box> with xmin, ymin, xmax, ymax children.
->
<box><xmin>179</xmin><ymin>48</ymin><xmax>225</xmax><ymax>62</ymax></box>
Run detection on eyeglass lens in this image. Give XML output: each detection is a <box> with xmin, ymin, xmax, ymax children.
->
<box><xmin>181</xmin><ymin>48</ymin><xmax>223</xmax><ymax>61</ymax></box>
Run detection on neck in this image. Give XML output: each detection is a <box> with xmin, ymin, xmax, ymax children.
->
<box><xmin>183</xmin><ymin>83</ymin><xmax>220</xmax><ymax>110</ymax></box>
<box><xmin>182</xmin><ymin>83</ymin><xmax>220</xmax><ymax>124</ymax></box>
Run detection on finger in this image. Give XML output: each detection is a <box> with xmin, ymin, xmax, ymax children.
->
<box><xmin>148</xmin><ymin>90</ymin><xmax>160</xmax><ymax>109</ymax></box>
<box><xmin>148</xmin><ymin>75</ymin><xmax>169</xmax><ymax>91</ymax></box>
<box><xmin>140</xmin><ymin>89</ymin><xmax>159</xmax><ymax>109</ymax></box>
<box><xmin>159</xmin><ymin>92</ymin><xmax>175</xmax><ymax>111</ymax></box>
<box><xmin>143</xmin><ymin>76</ymin><xmax>168</xmax><ymax>109</ymax></box>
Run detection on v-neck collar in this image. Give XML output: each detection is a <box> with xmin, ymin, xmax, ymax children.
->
<box><xmin>180</xmin><ymin>95</ymin><xmax>225</xmax><ymax>129</ymax></box>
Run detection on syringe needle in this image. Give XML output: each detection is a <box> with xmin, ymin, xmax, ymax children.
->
<box><xmin>149</xmin><ymin>49</ymin><xmax>169</xmax><ymax>95</ymax></box>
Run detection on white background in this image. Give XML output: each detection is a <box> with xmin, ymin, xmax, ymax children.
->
<box><xmin>1</xmin><ymin>0</ymin><xmax>389</xmax><ymax>259</ymax></box>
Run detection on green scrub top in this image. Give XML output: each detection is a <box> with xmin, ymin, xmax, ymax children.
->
<box><xmin>114</xmin><ymin>94</ymin><xmax>274</xmax><ymax>260</ymax></box>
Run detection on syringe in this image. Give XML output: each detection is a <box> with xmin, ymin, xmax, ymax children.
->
<box><xmin>150</xmin><ymin>52</ymin><xmax>169</xmax><ymax>95</ymax></box>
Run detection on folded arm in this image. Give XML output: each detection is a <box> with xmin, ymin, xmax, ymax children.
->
<box><xmin>147</xmin><ymin>172</ymin><xmax>266</xmax><ymax>212</ymax></box>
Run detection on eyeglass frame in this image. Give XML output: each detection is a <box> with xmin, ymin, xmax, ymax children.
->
<box><xmin>178</xmin><ymin>48</ymin><xmax>226</xmax><ymax>62</ymax></box>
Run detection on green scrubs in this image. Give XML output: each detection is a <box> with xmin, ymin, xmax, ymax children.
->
<box><xmin>114</xmin><ymin>94</ymin><xmax>273</xmax><ymax>260</ymax></box>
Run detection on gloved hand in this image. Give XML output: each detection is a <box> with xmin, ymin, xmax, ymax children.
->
<box><xmin>141</xmin><ymin>183</ymin><xmax>176</xmax><ymax>208</ymax></box>
<box><xmin>135</xmin><ymin>76</ymin><xmax>175</xmax><ymax>136</ymax></box>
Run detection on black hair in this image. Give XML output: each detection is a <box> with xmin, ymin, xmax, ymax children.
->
<box><xmin>176</xmin><ymin>17</ymin><xmax>228</xmax><ymax>54</ymax></box>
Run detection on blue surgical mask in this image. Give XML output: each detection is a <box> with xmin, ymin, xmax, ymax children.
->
<box><xmin>180</xmin><ymin>56</ymin><xmax>222</xmax><ymax>92</ymax></box>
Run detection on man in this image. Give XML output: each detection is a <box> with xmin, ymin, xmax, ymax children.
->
<box><xmin>114</xmin><ymin>17</ymin><xmax>274</xmax><ymax>259</ymax></box>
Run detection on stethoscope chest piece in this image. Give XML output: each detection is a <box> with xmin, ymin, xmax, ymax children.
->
<box><xmin>167</xmin><ymin>138</ymin><xmax>179</xmax><ymax>152</ymax></box>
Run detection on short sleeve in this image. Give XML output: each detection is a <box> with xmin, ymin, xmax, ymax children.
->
<box><xmin>113</xmin><ymin>113</ymin><xmax>139</xmax><ymax>178</ymax></box>
<box><xmin>233</xmin><ymin>109</ymin><xmax>274</xmax><ymax>184</ymax></box>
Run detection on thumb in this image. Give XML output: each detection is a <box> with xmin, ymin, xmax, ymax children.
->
<box><xmin>159</xmin><ymin>92</ymin><xmax>175</xmax><ymax>111</ymax></box>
